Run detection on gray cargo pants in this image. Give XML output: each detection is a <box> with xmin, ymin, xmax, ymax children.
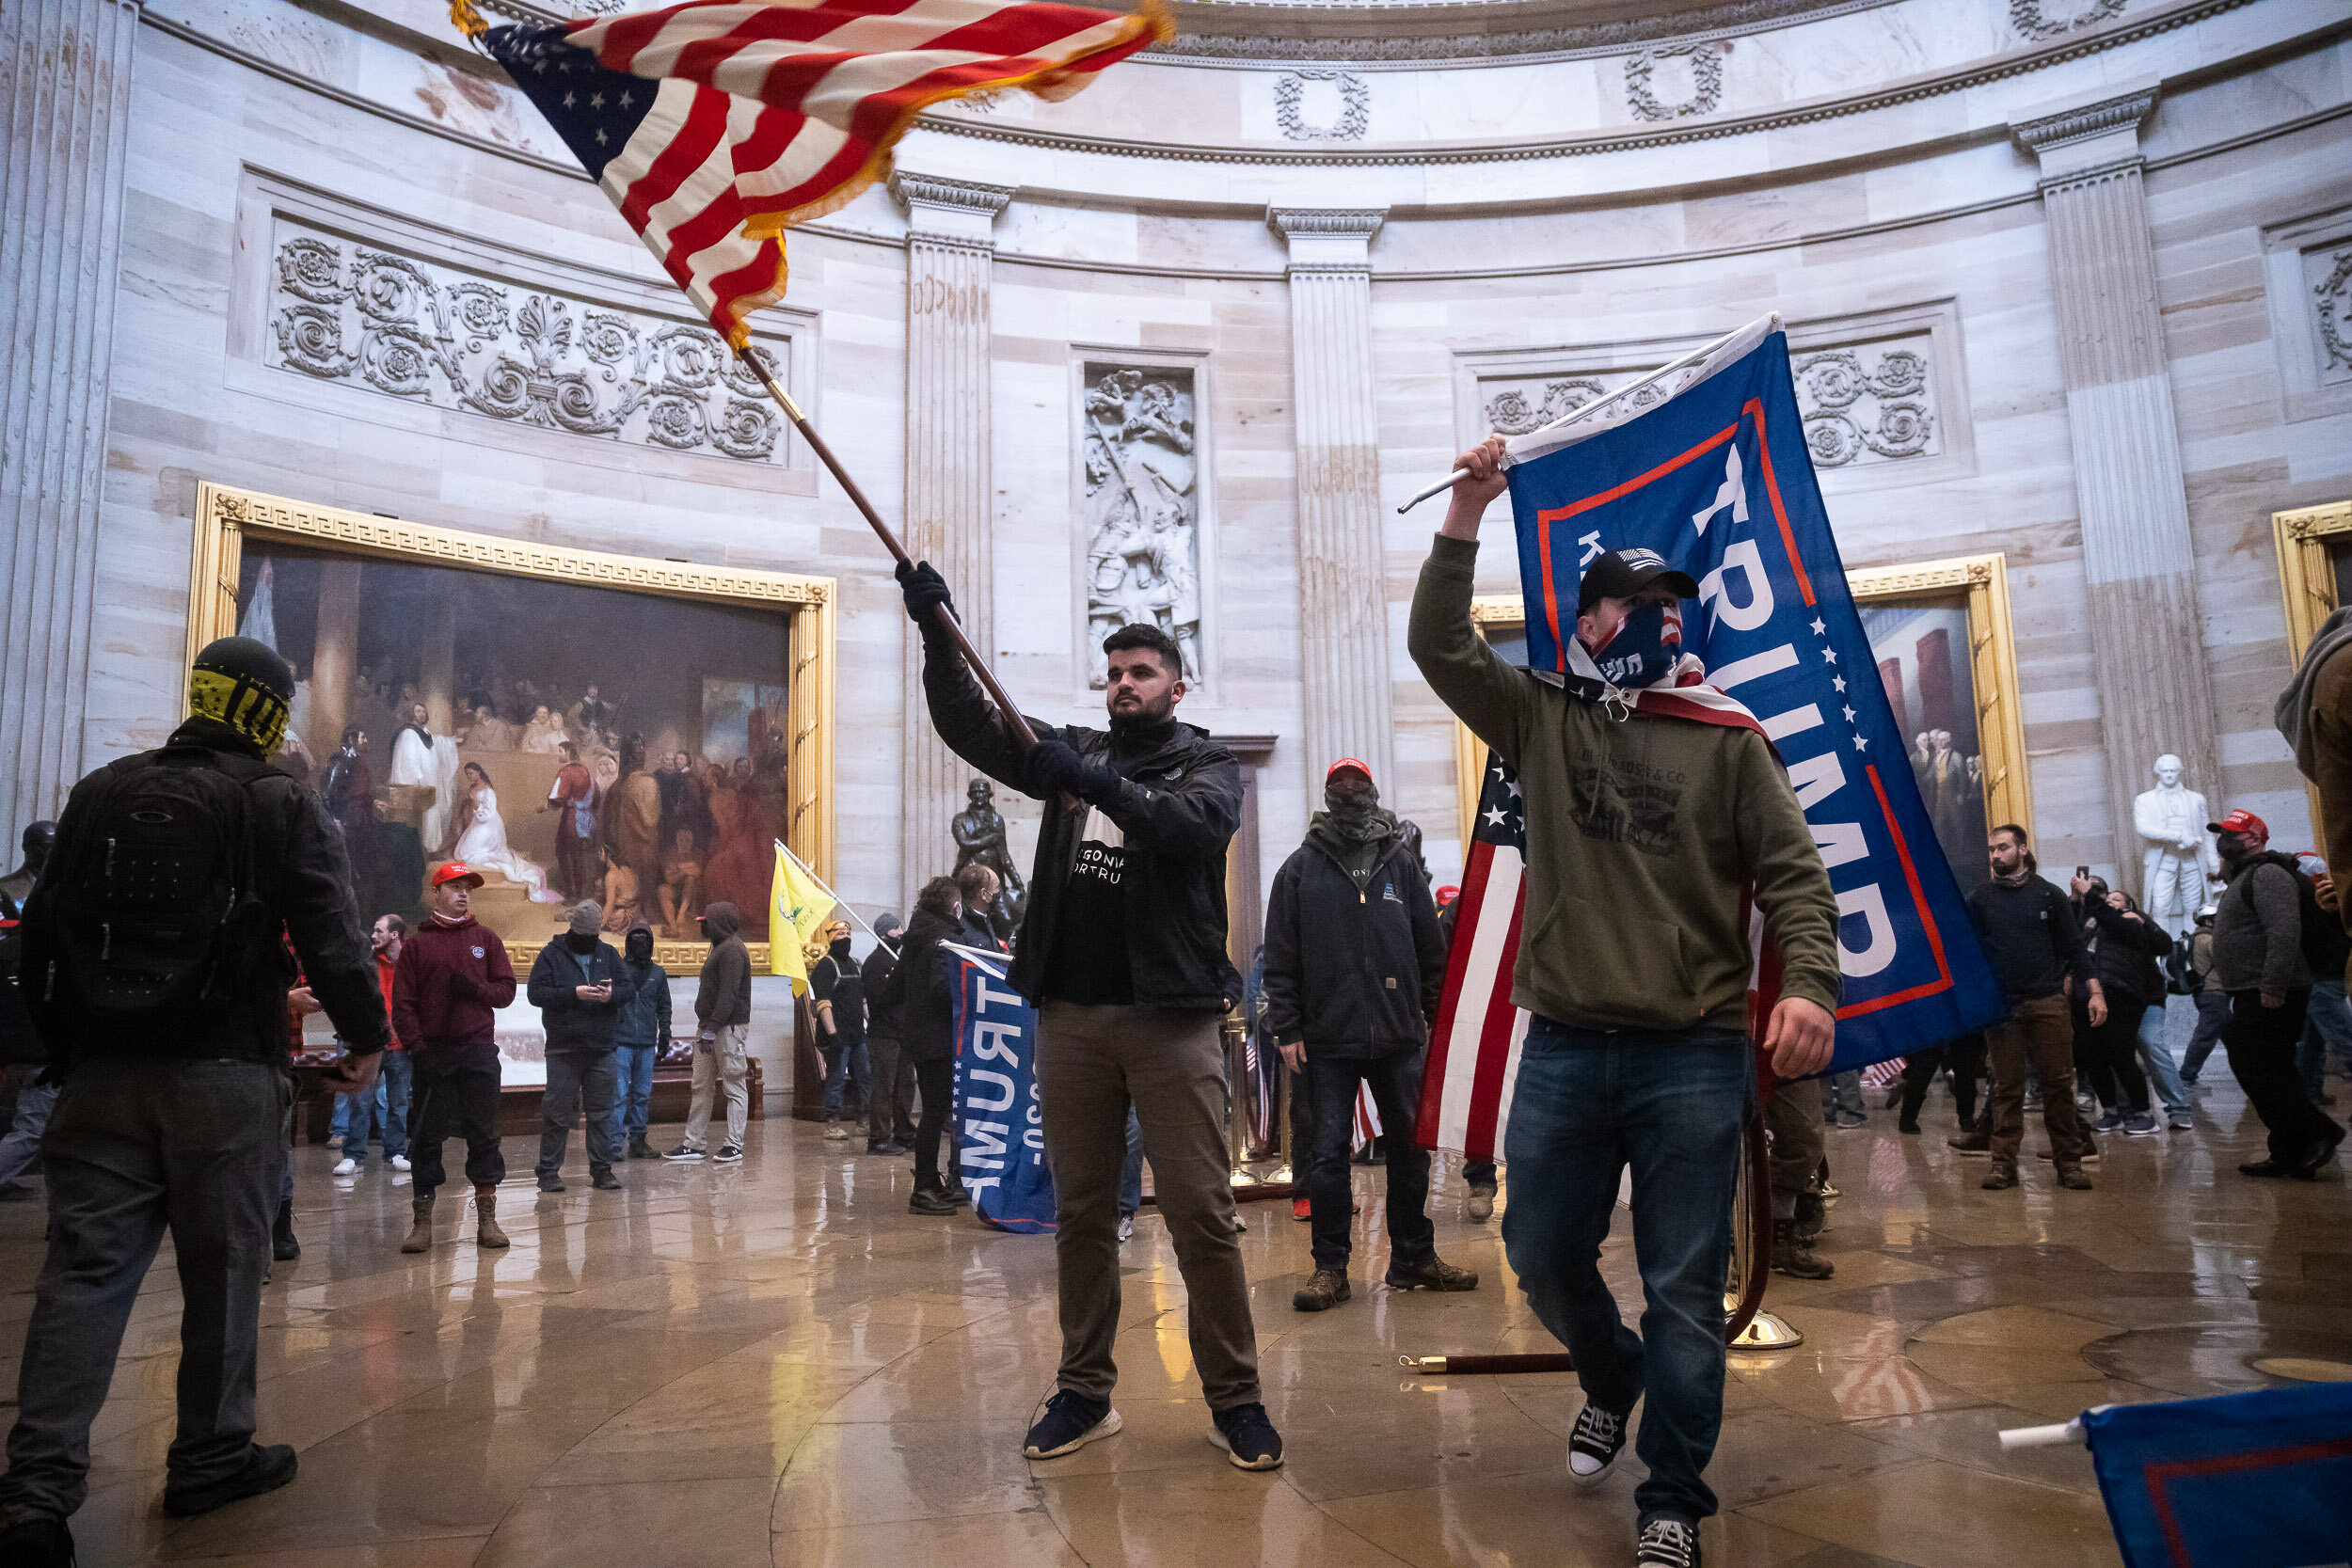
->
<box><xmin>0</xmin><ymin>1056</ymin><xmax>285</xmax><ymax>1527</ymax></box>
<box><xmin>1036</xmin><ymin>1002</ymin><xmax>1261</xmax><ymax>1413</ymax></box>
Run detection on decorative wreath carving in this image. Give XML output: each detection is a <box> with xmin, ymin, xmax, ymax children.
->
<box><xmin>1275</xmin><ymin>70</ymin><xmax>1370</xmax><ymax>143</ymax></box>
<box><xmin>1625</xmin><ymin>44</ymin><xmax>1724</xmax><ymax>122</ymax></box>
<box><xmin>1791</xmin><ymin>346</ymin><xmax>1938</xmax><ymax>467</ymax></box>
<box><xmin>2008</xmin><ymin>0</ymin><xmax>2129</xmax><ymax>42</ymax></box>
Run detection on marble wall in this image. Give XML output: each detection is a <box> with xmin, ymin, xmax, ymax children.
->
<box><xmin>8</xmin><ymin>0</ymin><xmax>2346</xmax><ymax>957</ymax></box>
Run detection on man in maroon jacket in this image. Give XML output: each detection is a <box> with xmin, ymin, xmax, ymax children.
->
<box><xmin>392</xmin><ymin>863</ymin><xmax>517</xmax><ymax>1253</ymax></box>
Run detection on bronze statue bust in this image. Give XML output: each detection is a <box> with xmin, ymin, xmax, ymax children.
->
<box><xmin>951</xmin><ymin>778</ymin><xmax>1025</xmax><ymax>938</ymax></box>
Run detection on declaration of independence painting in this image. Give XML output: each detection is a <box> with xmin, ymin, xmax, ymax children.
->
<box><xmin>233</xmin><ymin>541</ymin><xmax>793</xmax><ymax>946</ymax></box>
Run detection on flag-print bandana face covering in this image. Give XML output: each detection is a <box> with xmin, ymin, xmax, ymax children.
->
<box><xmin>1584</xmin><ymin>599</ymin><xmax>1684</xmax><ymax>689</ymax></box>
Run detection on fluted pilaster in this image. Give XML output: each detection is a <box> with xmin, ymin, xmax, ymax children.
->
<box><xmin>895</xmin><ymin>173</ymin><xmax>1010</xmax><ymax>901</ymax></box>
<box><xmin>1273</xmin><ymin>207</ymin><xmax>1393</xmax><ymax>794</ymax></box>
<box><xmin>0</xmin><ymin>0</ymin><xmax>138</xmax><ymax>848</ymax></box>
<box><xmin>2013</xmin><ymin>90</ymin><xmax>2219</xmax><ymax>881</ymax></box>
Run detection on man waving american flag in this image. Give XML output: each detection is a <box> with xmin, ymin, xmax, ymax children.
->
<box><xmin>455</xmin><ymin>0</ymin><xmax>1169</xmax><ymax>346</ymax></box>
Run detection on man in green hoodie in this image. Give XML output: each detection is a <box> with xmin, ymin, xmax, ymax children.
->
<box><xmin>1407</xmin><ymin>437</ymin><xmax>1840</xmax><ymax>1568</ymax></box>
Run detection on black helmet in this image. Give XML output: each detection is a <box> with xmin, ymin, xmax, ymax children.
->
<box><xmin>189</xmin><ymin>636</ymin><xmax>295</xmax><ymax>753</ymax></box>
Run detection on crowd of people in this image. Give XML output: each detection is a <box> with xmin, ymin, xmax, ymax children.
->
<box><xmin>0</xmin><ymin>492</ymin><xmax>2345</xmax><ymax>1568</ymax></box>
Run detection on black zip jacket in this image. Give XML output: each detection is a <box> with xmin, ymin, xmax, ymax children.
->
<box><xmin>526</xmin><ymin>939</ymin><xmax>636</xmax><ymax>1053</ymax></box>
<box><xmin>884</xmin><ymin>906</ymin><xmax>961</xmax><ymax>1065</ymax></box>
<box><xmin>1263</xmin><ymin>829</ymin><xmax>1447</xmax><ymax>1059</ymax></box>
<box><xmin>615</xmin><ymin>957</ymin><xmax>671</xmax><ymax>1049</ymax></box>
<box><xmin>865</xmin><ymin>943</ymin><xmax>901</xmax><ymax>1041</ymax></box>
<box><xmin>1964</xmin><ymin>875</ymin><xmax>2092</xmax><ymax>1006</ymax></box>
<box><xmin>923</xmin><ymin>641</ymin><xmax>1244</xmax><ymax>1012</ymax></box>
<box><xmin>22</xmin><ymin>716</ymin><xmax>389</xmax><ymax>1067</ymax></box>
<box><xmin>2073</xmin><ymin>898</ymin><xmax>2171</xmax><ymax>1008</ymax></box>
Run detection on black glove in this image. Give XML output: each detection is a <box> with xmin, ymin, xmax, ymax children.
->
<box><xmin>896</xmin><ymin>559</ymin><xmax>956</xmax><ymax>635</ymax></box>
<box><xmin>1026</xmin><ymin>739</ymin><xmax>1113</xmax><ymax>804</ymax></box>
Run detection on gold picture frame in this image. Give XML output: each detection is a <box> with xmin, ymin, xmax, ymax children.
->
<box><xmin>186</xmin><ymin>481</ymin><xmax>838</xmax><ymax>971</ymax></box>
<box><xmin>2271</xmin><ymin>499</ymin><xmax>2352</xmax><ymax>833</ymax></box>
<box><xmin>1451</xmin><ymin>554</ymin><xmax>2030</xmax><ymax>854</ymax></box>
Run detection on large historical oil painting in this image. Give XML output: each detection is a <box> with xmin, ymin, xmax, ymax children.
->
<box><xmin>189</xmin><ymin>484</ymin><xmax>834</xmax><ymax>964</ymax></box>
<box><xmin>1858</xmin><ymin>601</ymin><xmax>1986</xmax><ymax>893</ymax></box>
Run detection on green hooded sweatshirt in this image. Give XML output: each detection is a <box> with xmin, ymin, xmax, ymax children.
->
<box><xmin>1406</xmin><ymin>533</ymin><xmax>1841</xmax><ymax>1033</ymax></box>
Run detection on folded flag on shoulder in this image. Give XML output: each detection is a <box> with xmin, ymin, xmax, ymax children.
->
<box><xmin>455</xmin><ymin>0</ymin><xmax>1169</xmax><ymax>345</ymax></box>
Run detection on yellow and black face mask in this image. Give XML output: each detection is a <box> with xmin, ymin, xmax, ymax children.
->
<box><xmin>188</xmin><ymin>664</ymin><xmax>291</xmax><ymax>753</ymax></box>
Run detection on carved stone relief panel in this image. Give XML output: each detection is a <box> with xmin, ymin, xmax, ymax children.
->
<box><xmin>2309</xmin><ymin>242</ymin><xmax>2352</xmax><ymax>382</ymax></box>
<box><xmin>2259</xmin><ymin>207</ymin><xmax>2352</xmax><ymax>424</ymax></box>
<box><xmin>1081</xmin><ymin>362</ymin><xmax>1201</xmax><ymax>689</ymax></box>
<box><xmin>1624</xmin><ymin>44</ymin><xmax>1724</xmax><ymax>121</ymax></box>
<box><xmin>1275</xmin><ymin>70</ymin><xmax>1370</xmax><ymax>142</ymax></box>
<box><xmin>262</xmin><ymin>225</ymin><xmax>789</xmax><ymax>464</ymax></box>
<box><xmin>1789</xmin><ymin>335</ymin><xmax>1940</xmax><ymax>468</ymax></box>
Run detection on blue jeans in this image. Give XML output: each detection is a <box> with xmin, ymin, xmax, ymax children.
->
<box><xmin>610</xmin><ymin>1044</ymin><xmax>659</xmax><ymax>1148</ymax></box>
<box><xmin>0</xmin><ymin>1071</ymin><xmax>60</xmax><ymax>1190</ymax></box>
<box><xmin>1501</xmin><ymin>1018</ymin><xmax>1753</xmax><ymax>1525</ymax></box>
<box><xmin>2296</xmin><ymin>979</ymin><xmax>2352</xmax><ymax>1099</ymax></box>
<box><xmin>820</xmin><ymin>1036</ymin><xmax>868</xmax><ymax>1119</ymax></box>
<box><xmin>1119</xmin><ymin>1109</ymin><xmax>1144</xmax><ymax>1218</ymax></box>
<box><xmin>2182</xmin><ymin>990</ymin><xmax>2231</xmax><ymax>1082</ymax></box>
<box><xmin>2135</xmin><ymin>1002</ymin><xmax>2188</xmax><ymax>1117</ymax></box>
<box><xmin>328</xmin><ymin>1092</ymin><xmax>352</xmax><ymax>1142</ymax></box>
<box><xmin>337</xmin><ymin>1053</ymin><xmax>412</xmax><ymax>1166</ymax></box>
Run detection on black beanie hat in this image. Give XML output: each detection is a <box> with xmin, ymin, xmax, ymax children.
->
<box><xmin>189</xmin><ymin>636</ymin><xmax>296</xmax><ymax>753</ymax></box>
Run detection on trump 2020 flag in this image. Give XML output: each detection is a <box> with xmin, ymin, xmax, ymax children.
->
<box><xmin>947</xmin><ymin>942</ymin><xmax>1055</xmax><ymax>1233</ymax></box>
<box><xmin>1503</xmin><ymin>319</ymin><xmax>2003</xmax><ymax>1070</ymax></box>
<box><xmin>2081</xmin><ymin>1384</ymin><xmax>2352</xmax><ymax>1566</ymax></box>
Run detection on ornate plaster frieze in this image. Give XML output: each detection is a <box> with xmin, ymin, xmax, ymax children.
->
<box><xmin>1268</xmin><ymin>208</ymin><xmax>1388</xmax><ymax>238</ymax></box>
<box><xmin>1276</xmin><ymin>70</ymin><xmax>1370</xmax><ymax>140</ymax></box>
<box><xmin>1789</xmin><ymin>340</ymin><xmax>1939</xmax><ymax>467</ymax></box>
<box><xmin>1144</xmin><ymin>0</ymin><xmax>1893</xmax><ymax>67</ymax></box>
<box><xmin>1081</xmin><ymin>363</ymin><xmax>1203</xmax><ymax>689</ymax></box>
<box><xmin>2312</xmin><ymin>245</ymin><xmax>2352</xmax><ymax>373</ymax></box>
<box><xmin>1625</xmin><ymin>44</ymin><xmax>1724</xmax><ymax>122</ymax></box>
<box><xmin>889</xmin><ymin>172</ymin><xmax>1017</xmax><ymax>217</ymax></box>
<box><xmin>2009</xmin><ymin>0</ymin><xmax>2129</xmax><ymax>42</ymax></box>
<box><xmin>265</xmin><ymin>232</ymin><xmax>789</xmax><ymax>462</ymax></box>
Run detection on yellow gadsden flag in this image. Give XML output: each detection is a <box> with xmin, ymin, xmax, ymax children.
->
<box><xmin>769</xmin><ymin>842</ymin><xmax>835</xmax><ymax>994</ymax></box>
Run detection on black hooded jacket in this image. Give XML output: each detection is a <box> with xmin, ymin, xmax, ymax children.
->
<box><xmin>21</xmin><ymin>715</ymin><xmax>389</xmax><ymax>1067</ymax></box>
<box><xmin>885</xmin><ymin>904</ymin><xmax>961</xmax><ymax>1065</ymax></box>
<box><xmin>526</xmin><ymin>934</ymin><xmax>636</xmax><ymax>1053</ymax></box>
<box><xmin>1263</xmin><ymin>817</ymin><xmax>1447</xmax><ymax>1058</ymax></box>
<box><xmin>615</xmin><ymin>927</ymin><xmax>672</xmax><ymax>1049</ymax></box>
<box><xmin>922</xmin><ymin>643</ymin><xmax>1243</xmax><ymax>1012</ymax></box>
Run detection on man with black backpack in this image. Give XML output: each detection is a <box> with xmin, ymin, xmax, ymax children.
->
<box><xmin>2209</xmin><ymin>809</ymin><xmax>2345</xmax><ymax>1178</ymax></box>
<box><xmin>0</xmin><ymin>637</ymin><xmax>389</xmax><ymax>1567</ymax></box>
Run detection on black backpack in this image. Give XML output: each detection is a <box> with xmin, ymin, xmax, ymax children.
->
<box><xmin>35</xmin><ymin>745</ymin><xmax>278</xmax><ymax>1048</ymax></box>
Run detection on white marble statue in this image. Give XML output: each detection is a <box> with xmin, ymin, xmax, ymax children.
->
<box><xmin>1082</xmin><ymin>366</ymin><xmax>1201</xmax><ymax>686</ymax></box>
<box><xmin>2135</xmin><ymin>753</ymin><xmax>2219</xmax><ymax>940</ymax></box>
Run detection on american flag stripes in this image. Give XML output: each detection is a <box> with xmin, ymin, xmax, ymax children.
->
<box><xmin>461</xmin><ymin>0</ymin><xmax>1168</xmax><ymax>345</ymax></box>
<box><xmin>1415</xmin><ymin>752</ymin><xmax>1532</xmax><ymax>1164</ymax></box>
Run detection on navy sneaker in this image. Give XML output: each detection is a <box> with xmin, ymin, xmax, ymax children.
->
<box><xmin>1024</xmin><ymin>1390</ymin><xmax>1120</xmax><ymax>1459</ymax></box>
<box><xmin>1209</xmin><ymin>1402</ymin><xmax>1284</xmax><ymax>1470</ymax></box>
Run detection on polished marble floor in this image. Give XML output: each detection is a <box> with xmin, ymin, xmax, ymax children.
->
<box><xmin>1</xmin><ymin>1068</ymin><xmax>2345</xmax><ymax>1568</ymax></box>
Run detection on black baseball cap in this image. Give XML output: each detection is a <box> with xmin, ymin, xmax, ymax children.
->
<box><xmin>1577</xmin><ymin>547</ymin><xmax>1701</xmax><ymax>613</ymax></box>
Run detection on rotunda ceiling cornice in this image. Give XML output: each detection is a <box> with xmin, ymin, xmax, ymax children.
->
<box><xmin>1135</xmin><ymin>0</ymin><xmax>1894</xmax><ymax>67</ymax></box>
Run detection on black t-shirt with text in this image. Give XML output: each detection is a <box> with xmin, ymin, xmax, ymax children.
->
<box><xmin>1041</xmin><ymin>804</ymin><xmax>1134</xmax><ymax>1006</ymax></box>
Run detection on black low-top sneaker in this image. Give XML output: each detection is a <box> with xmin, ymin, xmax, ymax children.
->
<box><xmin>163</xmin><ymin>1443</ymin><xmax>298</xmax><ymax>1518</ymax></box>
<box><xmin>712</xmin><ymin>1145</ymin><xmax>743</xmax><ymax>1164</ymax></box>
<box><xmin>1567</xmin><ymin>1398</ymin><xmax>1631</xmax><ymax>1486</ymax></box>
<box><xmin>662</xmin><ymin>1145</ymin><xmax>704</xmax><ymax>1162</ymax></box>
<box><xmin>1209</xmin><ymin>1402</ymin><xmax>1284</xmax><ymax>1470</ymax></box>
<box><xmin>0</xmin><ymin>1515</ymin><xmax>74</xmax><ymax>1568</ymax></box>
<box><xmin>1635</xmin><ymin>1514</ymin><xmax>1701</xmax><ymax>1567</ymax></box>
<box><xmin>1024</xmin><ymin>1390</ymin><xmax>1120</xmax><ymax>1458</ymax></box>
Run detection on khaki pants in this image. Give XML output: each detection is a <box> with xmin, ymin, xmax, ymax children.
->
<box><xmin>1984</xmin><ymin>993</ymin><xmax>2091</xmax><ymax>1171</ymax></box>
<box><xmin>1037</xmin><ymin>1002</ymin><xmax>1261</xmax><ymax>1413</ymax></box>
<box><xmin>684</xmin><ymin>1023</ymin><xmax>749</xmax><ymax>1150</ymax></box>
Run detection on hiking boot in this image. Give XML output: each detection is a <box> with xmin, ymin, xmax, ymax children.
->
<box><xmin>1793</xmin><ymin>1190</ymin><xmax>1829</xmax><ymax>1238</ymax></box>
<box><xmin>1771</xmin><ymin>1218</ymin><xmax>1834</xmax><ymax>1279</ymax></box>
<box><xmin>1636</xmin><ymin>1514</ymin><xmax>1702</xmax><ymax>1568</ymax></box>
<box><xmin>822</xmin><ymin>1118</ymin><xmax>849</xmax><ymax>1141</ymax></box>
<box><xmin>271</xmin><ymin>1200</ymin><xmax>300</xmax><ymax>1262</ymax></box>
<box><xmin>0</xmin><ymin>1516</ymin><xmax>72</xmax><ymax>1568</ymax></box>
<box><xmin>628</xmin><ymin>1138</ymin><xmax>657</xmax><ymax>1160</ymax></box>
<box><xmin>2057</xmin><ymin>1165</ymin><xmax>2094</xmax><ymax>1191</ymax></box>
<box><xmin>909</xmin><ymin>1188</ymin><xmax>959</xmax><ymax>1215</ymax></box>
<box><xmin>1567</xmin><ymin>1398</ymin><xmax>1631</xmax><ymax>1485</ymax></box>
<box><xmin>1293</xmin><ymin>1268</ymin><xmax>1350</xmax><ymax>1311</ymax></box>
<box><xmin>474</xmin><ymin>1189</ymin><xmax>510</xmax><ymax>1248</ymax></box>
<box><xmin>537</xmin><ymin>1173</ymin><xmax>565</xmax><ymax>1194</ymax></box>
<box><xmin>162</xmin><ymin>1443</ymin><xmax>297</xmax><ymax>1518</ymax></box>
<box><xmin>945</xmin><ymin>1182</ymin><xmax>971</xmax><ymax>1206</ymax></box>
<box><xmin>1023</xmin><ymin>1390</ymin><xmax>1120</xmax><ymax>1458</ymax></box>
<box><xmin>1981</xmin><ymin>1164</ymin><xmax>2018</xmax><ymax>1191</ymax></box>
<box><xmin>591</xmin><ymin>1168</ymin><xmax>624</xmax><ymax>1192</ymax></box>
<box><xmin>400</xmin><ymin>1197</ymin><xmax>434</xmax><ymax>1253</ymax></box>
<box><xmin>1209</xmin><ymin>1402</ymin><xmax>1284</xmax><ymax>1470</ymax></box>
<box><xmin>1465</xmin><ymin>1183</ymin><xmax>1497</xmax><ymax>1222</ymax></box>
<box><xmin>1947</xmin><ymin>1132</ymin><xmax>1991</xmax><ymax>1157</ymax></box>
<box><xmin>1387</xmin><ymin>1257</ymin><xmax>1479</xmax><ymax>1292</ymax></box>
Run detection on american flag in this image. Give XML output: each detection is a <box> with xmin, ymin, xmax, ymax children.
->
<box><xmin>1415</xmin><ymin>751</ymin><xmax>1530</xmax><ymax>1163</ymax></box>
<box><xmin>463</xmin><ymin>0</ymin><xmax>1168</xmax><ymax>345</ymax></box>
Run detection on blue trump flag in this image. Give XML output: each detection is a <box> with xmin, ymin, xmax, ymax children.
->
<box><xmin>1503</xmin><ymin>322</ymin><xmax>2004</xmax><ymax>1069</ymax></box>
<box><xmin>2081</xmin><ymin>1384</ymin><xmax>2352</xmax><ymax>1566</ymax></box>
<box><xmin>946</xmin><ymin>942</ymin><xmax>1056</xmax><ymax>1233</ymax></box>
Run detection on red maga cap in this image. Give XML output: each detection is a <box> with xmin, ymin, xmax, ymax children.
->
<box><xmin>2206</xmin><ymin>809</ymin><xmax>2267</xmax><ymax>842</ymax></box>
<box><xmin>1326</xmin><ymin>757</ymin><xmax>1374</xmax><ymax>784</ymax></box>
<box><xmin>431</xmin><ymin>861</ymin><xmax>485</xmax><ymax>889</ymax></box>
<box><xmin>1436</xmin><ymin>885</ymin><xmax>1460</xmax><ymax>907</ymax></box>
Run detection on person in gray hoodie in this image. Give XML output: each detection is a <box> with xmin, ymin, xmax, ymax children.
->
<box><xmin>667</xmin><ymin>900</ymin><xmax>752</xmax><ymax>1163</ymax></box>
<box><xmin>609</xmin><ymin>924</ymin><xmax>671</xmax><ymax>1161</ymax></box>
<box><xmin>526</xmin><ymin>901</ymin><xmax>634</xmax><ymax>1193</ymax></box>
<box><xmin>2209</xmin><ymin>809</ymin><xmax>2344</xmax><ymax>1178</ymax></box>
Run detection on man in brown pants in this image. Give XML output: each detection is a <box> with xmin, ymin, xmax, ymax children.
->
<box><xmin>899</xmin><ymin>562</ymin><xmax>1281</xmax><ymax>1473</ymax></box>
<box><xmin>1952</xmin><ymin>825</ymin><xmax>2100</xmax><ymax>1190</ymax></box>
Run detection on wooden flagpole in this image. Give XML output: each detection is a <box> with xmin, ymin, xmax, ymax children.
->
<box><xmin>737</xmin><ymin>347</ymin><xmax>1038</xmax><ymax>751</ymax></box>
